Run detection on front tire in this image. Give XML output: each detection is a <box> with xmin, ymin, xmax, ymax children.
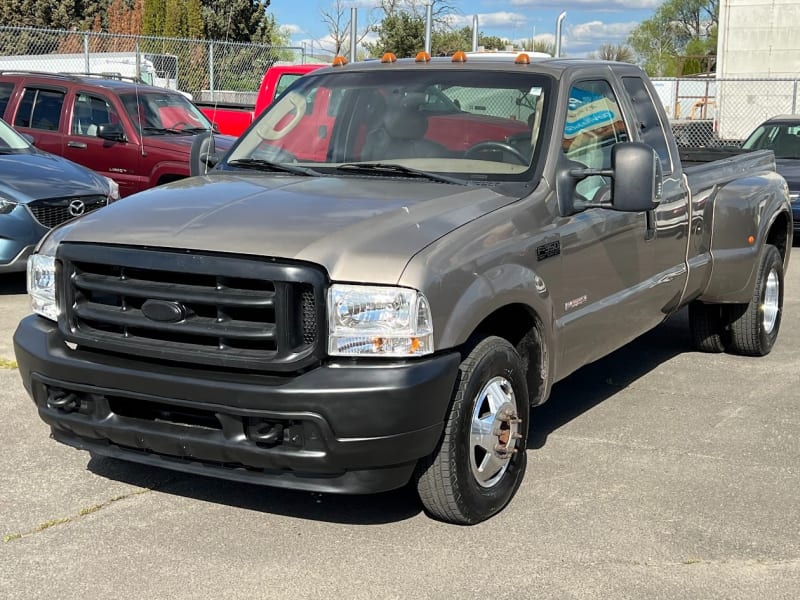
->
<box><xmin>416</xmin><ymin>336</ymin><xmax>529</xmax><ymax>525</ymax></box>
<box><xmin>728</xmin><ymin>244</ymin><xmax>783</xmax><ymax>356</ymax></box>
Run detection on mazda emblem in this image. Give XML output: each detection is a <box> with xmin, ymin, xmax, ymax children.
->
<box><xmin>68</xmin><ymin>199</ymin><xmax>86</xmax><ymax>217</ymax></box>
<box><xmin>141</xmin><ymin>300</ymin><xmax>187</xmax><ymax>323</ymax></box>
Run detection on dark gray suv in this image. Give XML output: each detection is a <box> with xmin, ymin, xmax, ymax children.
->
<box><xmin>0</xmin><ymin>118</ymin><xmax>118</xmax><ymax>273</ymax></box>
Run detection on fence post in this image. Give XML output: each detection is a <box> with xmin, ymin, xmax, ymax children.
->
<box><xmin>209</xmin><ymin>41</ymin><xmax>215</xmax><ymax>101</ymax></box>
<box><xmin>83</xmin><ymin>32</ymin><xmax>89</xmax><ymax>74</ymax></box>
<box><xmin>793</xmin><ymin>80</ymin><xmax>798</xmax><ymax>114</ymax></box>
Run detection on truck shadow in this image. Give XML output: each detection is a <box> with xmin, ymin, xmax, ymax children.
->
<box><xmin>86</xmin><ymin>456</ymin><xmax>423</xmax><ymax>525</ymax></box>
<box><xmin>86</xmin><ymin>309</ymin><xmax>693</xmax><ymax>525</ymax></box>
<box><xmin>528</xmin><ymin>308</ymin><xmax>692</xmax><ymax>449</ymax></box>
<box><xmin>0</xmin><ymin>273</ymin><xmax>26</xmax><ymax>295</ymax></box>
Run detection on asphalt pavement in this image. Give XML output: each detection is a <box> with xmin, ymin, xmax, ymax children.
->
<box><xmin>1</xmin><ymin>267</ymin><xmax>798</xmax><ymax>599</ymax></box>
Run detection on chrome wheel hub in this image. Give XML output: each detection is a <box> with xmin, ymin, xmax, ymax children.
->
<box><xmin>762</xmin><ymin>268</ymin><xmax>780</xmax><ymax>334</ymax></box>
<box><xmin>469</xmin><ymin>376</ymin><xmax>522</xmax><ymax>488</ymax></box>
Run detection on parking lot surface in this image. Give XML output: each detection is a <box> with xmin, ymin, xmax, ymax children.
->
<box><xmin>1</xmin><ymin>268</ymin><xmax>798</xmax><ymax>599</ymax></box>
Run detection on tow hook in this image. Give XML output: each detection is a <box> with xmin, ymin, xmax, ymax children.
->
<box><xmin>47</xmin><ymin>390</ymin><xmax>80</xmax><ymax>413</ymax></box>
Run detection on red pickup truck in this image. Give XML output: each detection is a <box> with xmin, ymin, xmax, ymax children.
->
<box><xmin>0</xmin><ymin>72</ymin><xmax>234</xmax><ymax>197</ymax></box>
<box><xmin>198</xmin><ymin>63</ymin><xmax>326</xmax><ymax>136</ymax></box>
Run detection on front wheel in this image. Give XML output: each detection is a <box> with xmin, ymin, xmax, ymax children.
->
<box><xmin>416</xmin><ymin>336</ymin><xmax>529</xmax><ymax>525</ymax></box>
<box><xmin>728</xmin><ymin>244</ymin><xmax>784</xmax><ymax>356</ymax></box>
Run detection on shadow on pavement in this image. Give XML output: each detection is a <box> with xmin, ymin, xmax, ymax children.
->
<box><xmin>528</xmin><ymin>308</ymin><xmax>693</xmax><ymax>449</ymax></box>
<box><xmin>0</xmin><ymin>273</ymin><xmax>26</xmax><ymax>295</ymax></box>
<box><xmin>87</xmin><ymin>455</ymin><xmax>422</xmax><ymax>525</ymax></box>
<box><xmin>85</xmin><ymin>309</ymin><xmax>695</xmax><ymax>524</ymax></box>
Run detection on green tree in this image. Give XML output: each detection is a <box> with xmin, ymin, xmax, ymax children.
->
<box><xmin>164</xmin><ymin>0</ymin><xmax>186</xmax><ymax>37</ymax></box>
<box><xmin>202</xmin><ymin>0</ymin><xmax>274</xmax><ymax>42</ymax></box>
<box><xmin>364</xmin><ymin>11</ymin><xmax>425</xmax><ymax>58</ymax></box>
<box><xmin>589</xmin><ymin>43</ymin><xmax>636</xmax><ymax>63</ymax></box>
<box><xmin>628</xmin><ymin>0</ymin><xmax>718</xmax><ymax>76</ymax></box>
<box><xmin>142</xmin><ymin>0</ymin><xmax>165</xmax><ymax>36</ymax></box>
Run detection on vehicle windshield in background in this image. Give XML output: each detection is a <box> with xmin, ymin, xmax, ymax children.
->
<box><xmin>742</xmin><ymin>122</ymin><xmax>800</xmax><ymax>159</ymax></box>
<box><xmin>0</xmin><ymin>117</ymin><xmax>33</xmax><ymax>153</ymax></box>
<box><xmin>119</xmin><ymin>92</ymin><xmax>212</xmax><ymax>134</ymax></box>
<box><xmin>225</xmin><ymin>69</ymin><xmax>552</xmax><ymax>182</ymax></box>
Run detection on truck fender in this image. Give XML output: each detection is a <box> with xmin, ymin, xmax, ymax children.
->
<box><xmin>701</xmin><ymin>170</ymin><xmax>789</xmax><ymax>303</ymax></box>
<box><xmin>149</xmin><ymin>161</ymin><xmax>190</xmax><ymax>187</ymax></box>
<box><xmin>434</xmin><ymin>264</ymin><xmax>556</xmax><ymax>406</ymax></box>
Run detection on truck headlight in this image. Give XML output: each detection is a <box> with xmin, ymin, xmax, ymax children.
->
<box><xmin>328</xmin><ymin>284</ymin><xmax>434</xmax><ymax>356</ymax></box>
<box><xmin>27</xmin><ymin>254</ymin><xmax>58</xmax><ymax>322</ymax></box>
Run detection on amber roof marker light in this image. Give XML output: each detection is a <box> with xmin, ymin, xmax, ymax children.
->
<box><xmin>515</xmin><ymin>53</ymin><xmax>531</xmax><ymax>64</ymax></box>
<box><xmin>381</xmin><ymin>52</ymin><xmax>397</xmax><ymax>63</ymax></box>
<box><xmin>451</xmin><ymin>51</ymin><xmax>467</xmax><ymax>63</ymax></box>
<box><xmin>332</xmin><ymin>56</ymin><xmax>348</xmax><ymax>67</ymax></box>
<box><xmin>415</xmin><ymin>51</ymin><xmax>431</xmax><ymax>63</ymax></box>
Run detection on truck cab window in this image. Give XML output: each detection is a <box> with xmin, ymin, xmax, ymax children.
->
<box><xmin>0</xmin><ymin>82</ymin><xmax>13</xmax><ymax>118</ymax></box>
<box><xmin>72</xmin><ymin>93</ymin><xmax>118</xmax><ymax>137</ymax></box>
<box><xmin>563</xmin><ymin>80</ymin><xmax>628</xmax><ymax>201</ymax></box>
<box><xmin>621</xmin><ymin>76</ymin><xmax>673</xmax><ymax>173</ymax></box>
<box><xmin>15</xmin><ymin>88</ymin><xmax>65</xmax><ymax>131</ymax></box>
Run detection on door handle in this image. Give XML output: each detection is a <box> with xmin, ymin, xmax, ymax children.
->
<box><xmin>67</xmin><ymin>141</ymin><xmax>87</xmax><ymax>149</ymax></box>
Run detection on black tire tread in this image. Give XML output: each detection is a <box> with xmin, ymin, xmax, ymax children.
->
<box><xmin>415</xmin><ymin>340</ymin><xmax>480</xmax><ymax>524</ymax></box>
<box><xmin>728</xmin><ymin>244</ymin><xmax>783</xmax><ymax>357</ymax></box>
<box><xmin>416</xmin><ymin>336</ymin><xmax>523</xmax><ymax>525</ymax></box>
<box><xmin>688</xmin><ymin>301</ymin><xmax>727</xmax><ymax>353</ymax></box>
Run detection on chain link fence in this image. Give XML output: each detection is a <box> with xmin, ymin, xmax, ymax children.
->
<box><xmin>0</xmin><ymin>26</ymin><xmax>305</xmax><ymax>104</ymax></box>
<box><xmin>653</xmin><ymin>77</ymin><xmax>800</xmax><ymax>148</ymax></box>
<box><xmin>1</xmin><ymin>26</ymin><xmax>797</xmax><ymax>142</ymax></box>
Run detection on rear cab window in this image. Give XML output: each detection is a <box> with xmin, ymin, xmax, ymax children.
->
<box><xmin>0</xmin><ymin>82</ymin><xmax>15</xmax><ymax>119</ymax></box>
<box><xmin>14</xmin><ymin>87</ymin><xmax>66</xmax><ymax>131</ymax></box>
<box><xmin>621</xmin><ymin>76</ymin><xmax>674</xmax><ymax>173</ymax></box>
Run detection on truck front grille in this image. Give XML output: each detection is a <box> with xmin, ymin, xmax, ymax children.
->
<box><xmin>27</xmin><ymin>195</ymin><xmax>108</xmax><ymax>228</ymax></box>
<box><xmin>57</xmin><ymin>244</ymin><xmax>326</xmax><ymax>373</ymax></box>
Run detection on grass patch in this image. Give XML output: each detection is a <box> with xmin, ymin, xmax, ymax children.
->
<box><xmin>0</xmin><ymin>358</ymin><xmax>18</xmax><ymax>369</ymax></box>
<box><xmin>683</xmin><ymin>558</ymin><xmax>702</xmax><ymax>565</ymax></box>
<box><xmin>79</xmin><ymin>504</ymin><xmax>103</xmax><ymax>516</ymax></box>
<box><xmin>3</xmin><ymin>533</ymin><xmax>22</xmax><ymax>543</ymax></box>
<box><xmin>35</xmin><ymin>517</ymin><xmax>72</xmax><ymax>532</ymax></box>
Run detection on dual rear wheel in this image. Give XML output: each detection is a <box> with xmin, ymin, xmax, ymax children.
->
<box><xmin>689</xmin><ymin>244</ymin><xmax>784</xmax><ymax>356</ymax></box>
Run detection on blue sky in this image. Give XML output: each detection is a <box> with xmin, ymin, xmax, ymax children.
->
<box><xmin>271</xmin><ymin>0</ymin><xmax>661</xmax><ymax>58</ymax></box>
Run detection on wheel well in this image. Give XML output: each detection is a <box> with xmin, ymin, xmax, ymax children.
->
<box><xmin>469</xmin><ymin>304</ymin><xmax>548</xmax><ymax>406</ymax></box>
<box><xmin>157</xmin><ymin>174</ymin><xmax>185</xmax><ymax>186</ymax></box>
<box><xmin>766</xmin><ymin>210</ymin><xmax>790</xmax><ymax>260</ymax></box>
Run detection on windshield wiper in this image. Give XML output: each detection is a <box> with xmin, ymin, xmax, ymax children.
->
<box><xmin>227</xmin><ymin>158</ymin><xmax>321</xmax><ymax>177</ymax></box>
<box><xmin>336</xmin><ymin>163</ymin><xmax>465</xmax><ymax>185</ymax></box>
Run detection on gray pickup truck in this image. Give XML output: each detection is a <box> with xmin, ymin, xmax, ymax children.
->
<box><xmin>14</xmin><ymin>56</ymin><xmax>792</xmax><ymax>525</ymax></box>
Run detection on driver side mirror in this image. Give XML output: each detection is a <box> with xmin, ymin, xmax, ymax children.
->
<box><xmin>190</xmin><ymin>131</ymin><xmax>219</xmax><ymax>176</ymax></box>
<box><xmin>557</xmin><ymin>142</ymin><xmax>662</xmax><ymax>215</ymax></box>
<box><xmin>97</xmin><ymin>123</ymin><xmax>126</xmax><ymax>142</ymax></box>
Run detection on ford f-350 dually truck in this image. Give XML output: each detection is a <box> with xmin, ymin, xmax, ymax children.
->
<box><xmin>14</xmin><ymin>55</ymin><xmax>792</xmax><ymax>525</ymax></box>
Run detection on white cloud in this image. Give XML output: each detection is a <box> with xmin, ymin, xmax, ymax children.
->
<box><xmin>281</xmin><ymin>24</ymin><xmax>303</xmax><ymax>36</ymax></box>
<box><xmin>510</xmin><ymin>0</ymin><xmax>659</xmax><ymax>9</ymax></box>
<box><xmin>562</xmin><ymin>20</ymin><xmax>639</xmax><ymax>55</ymax></box>
<box><xmin>447</xmin><ymin>12</ymin><xmax>529</xmax><ymax>29</ymax></box>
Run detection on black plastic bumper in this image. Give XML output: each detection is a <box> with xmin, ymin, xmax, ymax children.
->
<box><xmin>14</xmin><ymin>315</ymin><xmax>461</xmax><ymax>494</ymax></box>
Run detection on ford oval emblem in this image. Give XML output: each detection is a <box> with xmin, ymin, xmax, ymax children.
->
<box><xmin>141</xmin><ymin>299</ymin><xmax>186</xmax><ymax>323</ymax></box>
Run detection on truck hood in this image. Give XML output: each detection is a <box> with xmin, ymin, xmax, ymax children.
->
<box><xmin>143</xmin><ymin>133</ymin><xmax>235</xmax><ymax>156</ymax></box>
<box><xmin>55</xmin><ymin>172</ymin><xmax>518</xmax><ymax>283</ymax></box>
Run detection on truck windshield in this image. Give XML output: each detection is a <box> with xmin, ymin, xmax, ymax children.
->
<box><xmin>119</xmin><ymin>92</ymin><xmax>212</xmax><ymax>134</ymax></box>
<box><xmin>226</xmin><ymin>68</ymin><xmax>551</xmax><ymax>182</ymax></box>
